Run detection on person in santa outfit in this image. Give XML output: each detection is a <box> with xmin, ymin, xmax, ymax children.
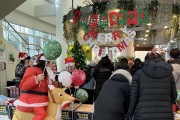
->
<box><xmin>13</xmin><ymin>53</ymin><xmax>50</xmax><ymax>120</ymax></box>
<box><xmin>65</xmin><ymin>57</ymin><xmax>76</xmax><ymax>73</ymax></box>
<box><xmin>15</xmin><ymin>52</ymin><xmax>31</xmax><ymax>87</ymax></box>
<box><xmin>64</xmin><ymin>57</ymin><xmax>78</xmax><ymax>97</ymax></box>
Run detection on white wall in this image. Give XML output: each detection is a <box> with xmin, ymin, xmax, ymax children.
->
<box><xmin>0</xmin><ymin>39</ymin><xmax>19</xmax><ymax>96</ymax></box>
<box><xmin>5</xmin><ymin>10</ymin><xmax>56</xmax><ymax>34</ymax></box>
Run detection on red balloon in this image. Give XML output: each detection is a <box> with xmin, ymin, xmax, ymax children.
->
<box><xmin>72</xmin><ymin>70</ymin><xmax>86</xmax><ymax>86</ymax></box>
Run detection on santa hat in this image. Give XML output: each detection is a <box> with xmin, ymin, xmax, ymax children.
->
<box><xmin>19</xmin><ymin>52</ymin><xmax>30</xmax><ymax>60</ymax></box>
<box><xmin>65</xmin><ymin>57</ymin><xmax>75</xmax><ymax>66</ymax></box>
<box><xmin>36</xmin><ymin>53</ymin><xmax>46</xmax><ymax>62</ymax></box>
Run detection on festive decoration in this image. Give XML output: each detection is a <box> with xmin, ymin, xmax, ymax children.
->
<box><xmin>88</xmin><ymin>14</ymin><xmax>98</xmax><ymax>29</ymax></box>
<box><xmin>172</xmin><ymin>3</ymin><xmax>180</xmax><ymax>15</ymax></box>
<box><xmin>58</xmin><ymin>71</ymin><xmax>72</xmax><ymax>87</ymax></box>
<box><xmin>13</xmin><ymin>86</ymin><xmax>76</xmax><ymax>120</ymax></box>
<box><xmin>148</xmin><ymin>0</ymin><xmax>160</xmax><ymax>23</ymax></box>
<box><xmin>72</xmin><ymin>40</ymin><xmax>86</xmax><ymax>70</ymax></box>
<box><xmin>0</xmin><ymin>38</ymin><xmax>5</xmax><ymax>50</ymax></box>
<box><xmin>64</xmin><ymin>5</ymin><xmax>148</xmax><ymax>42</ymax></box>
<box><xmin>75</xmin><ymin>89</ymin><xmax>89</xmax><ymax>102</ymax></box>
<box><xmin>72</xmin><ymin>70</ymin><xmax>86</xmax><ymax>86</ymax></box>
<box><xmin>117</xmin><ymin>0</ymin><xmax>135</xmax><ymax>11</ymax></box>
<box><xmin>109</xmin><ymin>12</ymin><xmax>119</xmax><ymax>27</ymax></box>
<box><xmin>127</xmin><ymin>10</ymin><xmax>138</xmax><ymax>27</ymax></box>
<box><xmin>73</xmin><ymin>7</ymin><xmax>81</xmax><ymax>23</ymax></box>
<box><xmin>43</xmin><ymin>40</ymin><xmax>62</xmax><ymax>60</ymax></box>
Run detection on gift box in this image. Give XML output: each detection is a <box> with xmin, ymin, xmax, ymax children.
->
<box><xmin>74</xmin><ymin>104</ymin><xmax>94</xmax><ymax>120</ymax></box>
<box><xmin>0</xmin><ymin>105</ymin><xmax>8</xmax><ymax>115</ymax></box>
<box><xmin>61</xmin><ymin>103</ymin><xmax>82</xmax><ymax>120</ymax></box>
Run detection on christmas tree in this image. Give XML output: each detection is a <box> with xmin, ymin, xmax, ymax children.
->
<box><xmin>72</xmin><ymin>40</ymin><xmax>86</xmax><ymax>70</ymax></box>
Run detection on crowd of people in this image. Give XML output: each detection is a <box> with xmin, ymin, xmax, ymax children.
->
<box><xmin>12</xmin><ymin>48</ymin><xmax>180</xmax><ymax>120</ymax></box>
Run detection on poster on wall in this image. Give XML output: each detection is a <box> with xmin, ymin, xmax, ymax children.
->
<box><xmin>8</xmin><ymin>52</ymin><xmax>15</xmax><ymax>64</ymax></box>
<box><xmin>0</xmin><ymin>38</ymin><xmax>5</xmax><ymax>51</ymax></box>
<box><xmin>0</xmin><ymin>52</ymin><xmax>5</xmax><ymax>62</ymax></box>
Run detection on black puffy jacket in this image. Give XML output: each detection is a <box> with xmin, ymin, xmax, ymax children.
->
<box><xmin>94</xmin><ymin>66</ymin><xmax>113</xmax><ymax>100</ymax></box>
<box><xmin>128</xmin><ymin>59</ymin><xmax>177</xmax><ymax>120</ymax></box>
<box><xmin>95</xmin><ymin>69</ymin><xmax>132</xmax><ymax>120</ymax></box>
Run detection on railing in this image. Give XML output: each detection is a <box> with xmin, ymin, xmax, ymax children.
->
<box><xmin>2</xmin><ymin>18</ymin><xmax>43</xmax><ymax>55</ymax></box>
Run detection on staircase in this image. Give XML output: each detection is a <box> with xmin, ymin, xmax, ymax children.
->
<box><xmin>0</xmin><ymin>0</ymin><xmax>26</xmax><ymax>20</ymax></box>
<box><xmin>2</xmin><ymin>18</ymin><xmax>42</xmax><ymax>54</ymax></box>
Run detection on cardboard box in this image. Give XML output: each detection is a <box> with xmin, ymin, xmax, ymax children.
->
<box><xmin>0</xmin><ymin>105</ymin><xmax>8</xmax><ymax>115</ymax></box>
<box><xmin>74</xmin><ymin>104</ymin><xmax>94</xmax><ymax>120</ymax></box>
<box><xmin>61</xmin><ymin>103</ymin><xmax>81</xmax><ymax>120</ymax></box>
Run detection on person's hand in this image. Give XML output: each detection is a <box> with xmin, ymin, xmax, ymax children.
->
<box><xmin>36</xmin><ymin>74</ymin><xmax>45</xmax><ymax>82</ymax></box>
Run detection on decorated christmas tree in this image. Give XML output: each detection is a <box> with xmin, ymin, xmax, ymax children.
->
<box><xmin>72</xmin><ymin>40</ymin><xmax>86</xmax><ymax>70</ymax></box>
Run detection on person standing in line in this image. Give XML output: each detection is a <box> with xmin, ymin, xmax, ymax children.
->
<box><xmin>15</xmin><ymin>52</ymin><xmax>31</xmax><ymax>87</ymax></box>
<box><xmin>170</xmin><ymin>48</ymin><xmax>180</xmax><ymax>90</ymax></box>
<box><xmin>128</xmin><ymin>50</ymin><xmax>177</xmax><ymax>120</ymax></box>
<box><xmin>93</xmin><ymin>55</ymin><xmax>114</xmax><ymax>100</ymax></box>
<box><xmin>130</xmin><ymin>58</ymin><xmax>143</xmax><ymax>76</ymax></box>
<box><xmin>95</xmin><ymin>59</ymin><xmax>131</xmax><ymax>120</ymax></box>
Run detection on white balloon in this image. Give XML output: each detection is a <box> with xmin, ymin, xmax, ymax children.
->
<box><xmin>58</xmin><ymin>71</ymin><xmax>72</xmax><ymax>87</ymax></box>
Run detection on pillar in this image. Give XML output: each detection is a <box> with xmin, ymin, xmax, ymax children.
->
<box><xmin>56</xmin><ymin>0</ymin><xmax>92</xmax><ymax>71</ymax></box>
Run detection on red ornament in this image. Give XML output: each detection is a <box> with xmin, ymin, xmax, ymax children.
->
<box><xmin>83</xmin><ymin>17</ymin><xmax>86</xmax><ymax>21</ymax></box>
<box><xmin>120</xmin><ymin>13</ymin><xmax>124</xmax><ymax>19</ymax></box>
<box><xmin>73</xmin><ymin>9</ymin><xmax>81</xmax><ymax>23</ymax></box>
<box><xmin>83</xmin><ymin>30</ymin><xmax>98</xmax><ymax>40</ymax></box>
<box><xmin>127</xmin><ymin>10</ymin><xmax>138</xmax><ymax>27</ymax></box>
<box><xmin>72</xmin><ymin>70</ymin><xmax>86</xmax><ymax>86</ymax></box>
<box><xmin>102</xmin><ymin>16</ymin><xmax>106</xmax><ymax>21</ymax></box>
<box><xmin>98</xmin><ymin>48</ymin><xmax>103</xmax><ymax>56</ymax></box>
<box><xmin>141</xmin><ymin>13</ymin><xmax>145</xmax><ymax>18</ymax></box>
<box><xmin>112</xmin><ymin>30</ymin><xmax>122</xmax><ymax>40</ymax></box>
<box><xmin>109</xmin><ymin>12</ymin><xmax>118</xmax><ymax>27</ymax></box>
<box><xmin>83</xmin><ymin>32</ymin><xmax>89</xmax><ymax>41</ymax></box>
<box><xmin>116</xmin><ymin>40</ymin><xmax>128</xmax><ymax>52</ymax></box>
<box><xmin>88</xmin><ymin>14</ymin><xmax>98</xmax><ymax>29</ymax></box>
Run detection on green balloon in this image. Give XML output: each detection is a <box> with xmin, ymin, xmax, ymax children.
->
<box><xmin>177</xmin><ymin>90</ymin><xmax>180</xmax><ymax>104</ymax></box>
<box><xmin>76</xmin><ymin>89</ymin><xmax>89</xmax><ymax>102</ymax></box>
<box><xmin>43</xmin><ymin>40</ymin><xmax>62</xmax><ymax>60</ymax></box>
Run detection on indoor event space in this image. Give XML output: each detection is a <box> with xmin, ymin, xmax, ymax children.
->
<box><xmin>0</xmin><ymin>0</ymin><xmax>180</xmax><ymax>120</ymax></box>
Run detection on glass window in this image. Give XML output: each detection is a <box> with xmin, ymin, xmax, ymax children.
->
<box><xmin>20</xmin><ymin>26</ymin><xmax>25</xmax><ymax>33</ymax></box>
<box><xmin>34</xmin><ymin>30</ymin><xmax>40</xmax><ymax>37</ymax></box>
<box><xmin>52</xmin><ymin>35</ymin><xmax>56</xmax><ymax>40</ymax></box>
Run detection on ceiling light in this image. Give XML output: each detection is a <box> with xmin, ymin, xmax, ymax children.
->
<box><xmin>146</xmin><ymin>30</ymin><xmax>150</xmax><ymax>33</ymax></box>
<box><xmin>170</xmin><ymin>40</ymin><xmax>175</xmax><ymax>43</ymax></box>
<box><xmin>147</xmin><ymin>23</ymin><xmax>152</xmax><ymax>26</ymax></box>
<box><xmin>114</xmin><ymin>9</ymin><xmax>120</xmax><ymax>12</ymax></box>
<box><xmin>173</xmin><ymin>15</ymin><xmax>177</xmax><ymax>18</ymax></box>
<box><xmin>69</xmin><ymin>19</ymin><xmax>73</xmax><ymax>22</ymax></box>
<box><xmin>143</xmin><ymin>42</ymin><xmax>146</xmax><ymax>45</ymax></box>
<box><xmin>164</xmin><ymin>26</ymin><xmax>168</xmax><ymax>29</ymax></box>
<box><xmin>136</xmin><ymin>44</ymin><xmax>139</xmax><ymax>46</ymax></box>
<box><xmin>145</xmin><ymin>34</ymin><xmax>148</xmax><ymax>37</ymax></box>
<box><xmin>144</xmin><ymin>38</ymin><xmax>147</xmax><ymax>40</ymax></box>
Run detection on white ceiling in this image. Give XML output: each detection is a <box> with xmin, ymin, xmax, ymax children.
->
<box><xmin>15</xmin><ymin>0</ymin><xmax>93</xmax><ymax>26</ymax></box>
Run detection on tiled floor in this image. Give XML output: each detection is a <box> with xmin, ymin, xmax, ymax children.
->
<box><xmin>0</xmin><ymin>115</ymin><xmax>10</xmax><ymax>120</ymax></box>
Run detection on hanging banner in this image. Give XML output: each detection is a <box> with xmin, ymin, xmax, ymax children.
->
<box><xmin>0</xmin><ymin>38</ymin><xmax>5</xmax><ymax>51</ymax></box>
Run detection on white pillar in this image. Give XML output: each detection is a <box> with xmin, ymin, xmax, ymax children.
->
<box><xmin>56</xmin><ymin>0</ymin><xmax>70</xmax><ymax>72</ymax></box>
<box><xmin>56</xmin><ymin>0</ymin><xmax>92</xmax><ymax>71</ymax></box>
